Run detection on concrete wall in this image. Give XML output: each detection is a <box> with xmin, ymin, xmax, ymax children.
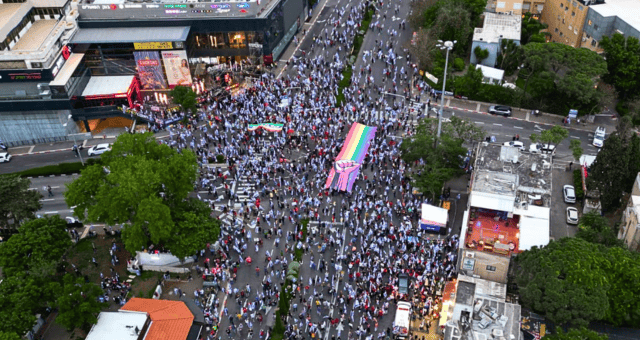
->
<box><xmin>0</xmin><ymin>109</ymin><xmax>77</xmax><ymax>146</ymax></box>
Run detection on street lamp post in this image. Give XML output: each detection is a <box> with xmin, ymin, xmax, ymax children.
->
<box><xmin>62</xmin><ymin>114</ymin><xmax>85</xmax><ymax>166</ymax></box>
<box><xmin>435</xmin><ymin>40</ymin><xmax>455</xmax><ymax>142</ymax></box>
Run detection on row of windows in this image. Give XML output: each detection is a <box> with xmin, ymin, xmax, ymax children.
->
<box><xmin>559</xmin><ymin>2</ymin><xmax>584</xmax><ymax>11</ymax></box>
<box><xmin>0</xmin><ymin>6</ymin><xmax>64</xmax><ymax>51</ymax></box>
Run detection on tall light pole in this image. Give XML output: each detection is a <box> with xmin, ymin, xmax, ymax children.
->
<box><xmin>435</xmin><ymin>40</ymin><xmax>455</xmax><ymax>141</ymax></box>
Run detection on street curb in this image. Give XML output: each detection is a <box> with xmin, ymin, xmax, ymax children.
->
<box><xmin>444</xmin><ymin>105</ymin><xmax>597</xmax><ymax>133</ymax></box>
<box><xmin>27</xmin><ymin>173</ymin><xmax>79</xmax><ymax>179</ymax></box>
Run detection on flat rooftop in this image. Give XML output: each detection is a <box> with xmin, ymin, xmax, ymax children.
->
<box><xmin>473</xmin><ymin>12</ymin><xmax>522</xmax><ymax>43</ymax></box>
<box><xmin>590</xmin><ymin>0</ymin><xmax>640</xmax><ymax>34</ymax></box>
<box><xmin>445</xmin><ymin>276</ymin><xmax>521</xmax><ymax>340</ymax></box>
<box><xmin>78</xmin><ymin>0</ymin><xmax>277</xmax><ymax>20</ymax></box>
<box><xmin>0</xmin><ymin>3</ymin><xmax>23</xmax><ymax>20</ymax></box>
<box><xmin>86</xmin><ymin>311</ymin><xmax>148</xmax><ymax>340</ymax></box>
<box><xmin>12</xmin><ymin>19</ymin><xmax>57</xmax><ymax>51</ymax></box>
<box><xmin>473</xmin><ymin>143</ymin><xmax>552</xmax><ymax>207</ymax></box>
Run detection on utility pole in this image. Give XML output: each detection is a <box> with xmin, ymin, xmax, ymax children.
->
<box><xmin>435</xmin><ymin>40</ymin><xmax>455</xmax><ymax>144</ymax></box>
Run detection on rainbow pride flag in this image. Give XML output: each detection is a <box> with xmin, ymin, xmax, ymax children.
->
<box><xmin>248</xmin><ymin>123</ymin><xmax>284</xmax><ymax>133</ymax></box>
<box><xmin>325</xmin><ymin>123</ymin><xmax>377</xmax><ymax>192</ymax></box>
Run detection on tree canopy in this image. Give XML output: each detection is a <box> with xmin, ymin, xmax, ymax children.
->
<box><xmin>521</xmin><ymin>43</ymin><xmax>607</xmax><ymax>114</ymax></box>
<box><xmin>541</xmin><ymin>328</ymin><xmax>608</xmax><ymax>340</ymax></box>
<box><xmin>0</xmin><ymin>215</ymin><xmax>71</xmax><ymax>278</ymax></box>
<box><xmin>576</xmin><ymin>211</ymin><xmax>622</xmax><ymax>248</ymax></box>
<box><xmin>588</xmin><ymin>132</ymin><xmax>640</xmax><ymax>211</ymax></box>
<box><xmin>54</xmin><ymin>274</ymin><xmax>107</xmax><ymax>331</ymax></box>
<box><xmin>0</xmin><ymin>175</ymin><xmax>42</xmax><ymax>231</ymax></box>
<box><xmin>529</xmin><ymin>126</ymin><xmax>569</xmax><ymax>147</ymax></box>
<box><xmin>599</xmin><ymin>33</ymin><xmax>640</xmax><ymax>101</ymax></box>
<box><xmin>515</xmin><ymin>237</ymin><xmax>640</xmax><ymax>327</ymax></box>
<box><xmin>521</xmin><ymin>12</ymin><xmax>548</xmax><ymax>45</ymax></box>
<box><xmin>169</xmin><ymin>85</ymin><xmax>198</xmax><ymax>114</ymax></box>
<box><xmin>65</xmin><ymin>132</ymin><xmax>220</xmax><ymax>258</ymax></box>
<box><xmin>0</xmin><ymin>274</ymin><xmax>58</xmax><ymax>335</ymax></box>
<box><xmin>401</xmin><ymin>117</ymin><xmax>482</xmax><ymax>200</ymax></box>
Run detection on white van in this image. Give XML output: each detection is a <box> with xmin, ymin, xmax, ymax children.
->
<box><xmin>393</xmin><ymin>301</ymin><xmax>412</xmax><ymax>339</ymax></box>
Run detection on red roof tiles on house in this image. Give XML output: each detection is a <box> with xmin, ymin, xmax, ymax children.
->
<box><xmin>121</xmin><ymin>298</ymin><xmax>194</xmax><ymax>340</ymax></box>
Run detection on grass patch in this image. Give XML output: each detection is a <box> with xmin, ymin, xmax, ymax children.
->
<box><xmin>515</xmin><ymin>77</ymin><xmax>525</xmax><ymax>89</ymax></box>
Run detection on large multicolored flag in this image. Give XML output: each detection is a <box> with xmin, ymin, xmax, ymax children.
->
<box><xmin>325</xmin><ymin>123</ymin><xmax>377</xmax><ymax>192</ymax></box>
<box><xmin>248</xmin><ymin>123</ymin><xmax>284</xmax><ymax>132</ymax></box>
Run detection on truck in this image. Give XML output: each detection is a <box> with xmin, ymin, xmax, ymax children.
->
<box><xmin>393</xmin><ymin>301</ymin><xmax>412</xmax><ymax>339</ymax></box>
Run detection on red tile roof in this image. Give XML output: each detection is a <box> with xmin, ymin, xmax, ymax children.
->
<box><xmin>121</xmin><ymin>298</ymin><xmax>193</xmax><ymax>340</ymax></box>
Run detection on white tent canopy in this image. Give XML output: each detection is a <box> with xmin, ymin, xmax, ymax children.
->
<box><xmin>421</xmin><ymin>203</ymin><xmax>448</xmax><ymax>227</ymax></box>
<box><xmin>518</xmin><ymin>216</ymin><xmax>550</xmax><ymax>251</ymax></box>
<box><xmin>469</xmin><ymin>191</ymin><xmax>515</xmax><ymax>213</ymax></box>
<box><xmin>82</xmin><ymin>75</ymin><xmax>134</xmax><ymax>97</ymax></box>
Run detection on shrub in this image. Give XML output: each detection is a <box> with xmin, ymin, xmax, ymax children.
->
<box><xmin>453</xmin><ymin>58</ymin><xmax>465</xmax><ymax>71</ymax></box>
<box><xmin>616</xmin><ymin>101</ymin><xmax>630</xmax><ymax>116</ymax></box>
<box><xmin>573</xmin><ymin>169</ymin><xmax>585</xmax><ymax>200</ymax></box>
<box><xmin>216</xmin><ymin>154</ymin><xmax>226</xmax><ymax>163</ymax></box>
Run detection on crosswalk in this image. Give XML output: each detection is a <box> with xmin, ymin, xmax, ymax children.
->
<box><xmin>407</xmin><ymin>100</ymin><xmax>424</xmax><ymax>115</ymax></box>
<box><xmin>233</xmin><ymin>153</ymin><xmax>263</xmax><ymax>203</ymax></box>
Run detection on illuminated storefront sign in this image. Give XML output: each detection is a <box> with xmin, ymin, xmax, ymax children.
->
<box><xmin>134</xmin><ymin>42</ymin><xmax>173</xmax><ymax>50</ymax></box>
<box><xmin>237</xmin><ymin>3</ymin><xmax>250</xmax><ymax>8</ymax></box>
<box><xmin>164</xmin><ymin>4</ymin><xmax>187</xmax><ymax>8</ymax></box>
<box><xmin>165</xmin><ymin>9</ymin><xmax>187</xmax><ymax>14</ymax></box>
<box><xmin>211</xmin><ymin>4</ymin><xmax>230</xmax><ymax>8</ymax></box>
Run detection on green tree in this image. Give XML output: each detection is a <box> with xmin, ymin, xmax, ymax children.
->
<box><xmin>169</xmin><ymin>85</ymin><xmax>197</xmax><ymax>114</ymax></box>
<box><xmin>576</xmin><ymin>211</ymin><xmax>623</xmax><ymax>247</ymax></box>
<box><xmin>514</xmin><ymin>237</ymin><xmax>609</xmax><ymax>328</ymax></box>
<box><xmin>0</xmin><ymin>274</ymin><xmax>58</xmax><ymax>335</ymax></box>
<box><xmin>453</xmin><ymin>57</ymin><xmax>465</xmax><ymax>71</ymax></box>
<box><xmin>453</xmin><ymin>66</ymin><xmax>484</xmax><ymax>98</ymax></box>
<box><xmin>54</xmin><ymin>274</ymin><xmax>107</xmax><ymax>331</ymax></box>
<box><xmin>600</xmin><ymin>247</ymin><xmax>640</xmax><ymax>326</ymax></box>
<box><xmin>0</xmin><ymin>216</ymin><xmax>72</xmax><ymax>278</ymax></box>
<box><xmin>427</xmin><ymin>0</ymin><xmax>473</xmax><ymax>55</ymax></box>
<box><xmin>569</xmin><ymin>139</ymin><xmax>583</xmax><ymax>163</ymax></box>
<box><xmin>588</xmin><ymin>133</ymin><xmax>639</xmax><ymax>211</ymax></box>
<box><xmin>473</xmin><ymin>46</ymin><xmax>489</xmax><ymax>64</ymax></box>
<box><xmin>599</xmin><ymin>33</ymin><xmax>640</xmax><ymax>101</ymax></box>
<box><xmin>521</xmin><ymin>43</ymin><xmax>607</xmax><ymax>113</ymax></box>
<box><xmin>542</xmin><ymin>328</ymin><xmax>607</xmax><ymax>340</ymax></box>
<box><xmin>497</xmin><ymin>39</ymin><xmax>523</xmax><ymax>76</ymax></box>
<box><xmin>529</xmin><ymin>126</ymin><xmax>569</xmax><ymax>148</ymax></box>
<box><xmin>442</xmin><ymin>116</ymin><xmax>485</xmax><ymax>144</ymax></box>
<box><xmin>521</xmin><ymin>12</ymin><xmax>548</xmax><ymax>45</ymax></box>
<box><xmin>401</xmin><ymin>118</ymin><xmax>468</xmax><ymax>200</ymax></box>
<box><xmin>0</xmin><ymin>332</ymin><xmax>22</xmax><ymax>340</ymax></box>
<box><xmin>65</xmin><ymin>133</ymin><xmax>220</xmax><ymax>258</ymax></box>
<box><xmin>0</xmin><ymin>175</ymin><xmax>42</xmax><ymax>231</ymax></box>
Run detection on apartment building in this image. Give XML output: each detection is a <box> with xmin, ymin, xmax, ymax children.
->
<box><xmin>580</xmin><ymin>0</ymin><xmax>640</xmax><ymax>52</ymax></box>
<box><xmin>540</xmin><ymin>0</ymin><xmax>601</xmax><ymax>47</ymax></box>
<box><xmin>618</xmin><ymin>173</ymin><xmax>640</xmax><ymax>251</ymax></box>
<box><xmin>486</xmin><ymin>0</ymin><xmax>546</xmax><ymax>16</ymax></box>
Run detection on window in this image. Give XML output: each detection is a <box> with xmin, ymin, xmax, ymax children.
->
<box><xmin>591</xmin><ymin>39</ymin><xmax>597</xmax><ymax>47</ymax></box>
<box><xmin>572</xmin><ymin>11</ymin><xmax>575</xmax><ymax>16</ymax></box>
<box><xmin>497</xmin><ymin>1</ymin><xmax>506</xmax><ymax>8</ymax></box>
<box><xmin>574</xmin><ymin>29</ymin><xmax>578</xmax><ymax>35</ymax></box>
<box><xmin>560</xmin><ymin>2</ymin><xmax>563</xmax><ymax>7</ymax></box>
<box><xmin>560</xmin><ymin>32</ymin><xmax>564</xmax><ymax>37</ymax></box>
<box><xmin>30</xmin><ymin>62</ymin><xmax>42</xmax><ymax>68</ymax></box>
<box><xmin>586</xmin><ymin>34</ymin><xmax>591</xmax><ymax>39</ymax></box>
<box><xmin>572</xmin><ymin>1</ymin><xmax>577</xmax><ymax>6</ymax></box>
<box><xmin>486</xmin><ymin>265</ymin><xmax>497</xmax><ymax>272</ymax></box>
<box><xmin>579</xmin><ymin>5</ymin><xmax>583</xmax><ymax>10</ymax></box>
<box><xmin>555</xmin><ymin>28</ymin><xmax>559</xmax><ymax>32</ymax></box>
<box><xmin>594</xmin><ymin>24</ymin><xmax>599</xmax><ymax>31</ymax></box>
<box><xmin>562</xmin><ymin>18</ymin><xmax>565</xmax><ymax>24</ymax></box>
<box><xmin>565</xmin><ymin>6</ymin><xmax>568</xmax><ymax>10</ymax></box>
<box><xmin>568</xmin><ymin>25</ymin><xmax>572</xmax><ymax>30</ymax></box>
<box><xmin>588</xmin><ymin>19</ymin><xmax>592</xmax><ymax>25</ymax></box>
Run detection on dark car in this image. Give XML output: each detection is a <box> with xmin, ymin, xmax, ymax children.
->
<box><xmin>489</xmin><ymin>105</ymin><xmax>512</xmax><ymax>117</ymax></box>
<box><xmin>398</xmin><ymin>274</ymin><xmax>410</xmax><ymax>296</ymax></box>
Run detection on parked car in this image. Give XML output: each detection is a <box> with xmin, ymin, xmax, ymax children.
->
<box><xmin>563</xmin><ymin>185</ymin><xmax>576</xmax><ymax>204</ymax></box>
<box><xmin>566</xmin><ymin>207</ymin><xmax>579</xmax><ymax>225</ymax></box>
<box><xmin>529</xmin><ymin>143</ymin><xmax>556</xmax><ymax>155</ymax></box>
<box><xmin>65</xmin><ymin>216</ymin><xmax>83</xmax><ymax>229</ymax></box>
<box><xmin>87</xmin><ymin>143</ymin><xmax>111</xmax><ymax>156</ymax></box>
<box><xmin>503</xmin><ymin>141</ymin><xmax>525</xmax><ymax>151</ymax></box>
<box><xmin>489</xmin><ymin>105</ymin><xmax>512</xmax><ymax>116</ymax></box>
<box><xmin>593</xmin><ymin>126</ymin><xmax>606</xmax><ymax>148</ymax></box>
<box><xmin>0</xmin><ymin>152</ymin><xmax>12</xmax><ymax>163</ymax></box>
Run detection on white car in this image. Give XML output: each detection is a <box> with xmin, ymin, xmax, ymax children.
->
<box><xmin>566</xmin><ymin>207</ymin><xmax>579</xmax><ymax>225</ymax></box>
<box><xmin>503</xmin><ymin>141</ymin><xmax>525</xmax><ymax>151</ymax></box>
<box><xmin>87</xmin><ymin>143</ymin><xmax>111</xmax><ymax>156</ymax></box>
<box><xmin>529</xmin><ymin>143</ymin><xmax>556</xmax><ymax>155</ymax></box>
<box><xmin>563</xmin><ymin>185</ymin><xmax>576</xmax><ymax>204</ymax></box>
<box><xmin>0</xmin><ymin>152</ymin><xmax>12</xmax><ymax>163</ymax></box>
<box><xmin>593</xmin><ymin>126</ymin><xmax>606</xmax><ymax>148</ymax></box>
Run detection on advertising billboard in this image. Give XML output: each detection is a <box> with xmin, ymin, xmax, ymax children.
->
<box><xmin>134</xmin><ymin>51</ymin><xmax>167</xmax><ymax>90</ymax></box>
<box><xmin>161</xmin><ymin>50</ymin><xmax>192</xmax><ymax>87</ymax></box>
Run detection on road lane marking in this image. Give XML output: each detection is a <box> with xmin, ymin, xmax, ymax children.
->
<box><xmin>43</xmin><ymin>211</ymin><xmax>58</xmax><ymax>214</ymax></box>
<box><xmin>28</xmin><ymin>145</ymin><xmax>35</xmax><ymax>154</ymax></box>
<box><xmin>493</xmin><ymin>123</ymin><xmax>503</xmax><ymax>126</ymax></box>
<box><xmin>570</xmin><ymin>136</ymin><xmax>580</xmax><ymax>139</ymax></box>
<box><xmin>474</xmin><ymin>121</ymin><xmax>484</xmax><ymax>124</ymax></box>
<box><xmin>514</xmin><ymin>126</ymin><xmax>523</xmax><ymax>129</ymax></box>
<box><xmin>40</xmin><ymin>198</ymin><xmax>55</xmax><ymax>202</ymax></box>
